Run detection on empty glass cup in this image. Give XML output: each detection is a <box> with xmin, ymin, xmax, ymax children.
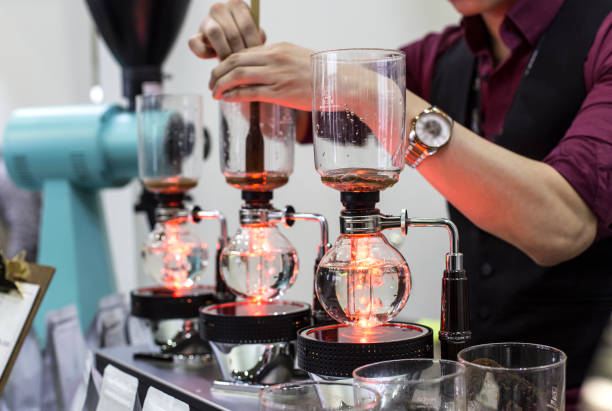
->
<box><xmin>259</xmin><ymin>381</ymin><xmax>380</xmax><ymax>411</ymax></box>
<box><xmin>353</xmin><ymin>359</ymin><xmax>467</xmax><ymax>410</ymax></box>
<box><xmin>458</xmin><ymin>342</ymin><xmax>567</xmax><ymax>410</ymax></box>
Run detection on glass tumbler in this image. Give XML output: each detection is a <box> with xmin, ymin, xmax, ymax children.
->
<box><xmin>259</xmin><ymin>381</ymin><xmax>380</xmax><ymax>411</ymax></box>
<box><xmin>137</xmin><ymin>94</ymin><xmax>204</xmax><ymax>194</ymax></box>
<box><xmin>312</xmin><ymin>49</ymin><xmax>406</xmax><ymax>192</ymax></box>
<box><xmin>353</xmin><ymin>359</ymin><xmax>467</xmax><ymax>410</ymax></box>
<box><xmin>458</xmin><ymin>342</ymin><xmax>567</xmax><ymax>410</ymax></box>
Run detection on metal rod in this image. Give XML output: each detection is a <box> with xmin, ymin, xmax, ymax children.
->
<box><xmin>403</xmin><ymin>215</ymin><xmax>459</xmax><ymax>255</ymax></box>
<box><xmin>192</xmin><ymin>207</ymin><xmax>232</xmax><ymax>300</ymax></box>
<box><xmin>282</xmin><ymin>208</ymin><xmax>332</xmax><ymax>324</ymax></box>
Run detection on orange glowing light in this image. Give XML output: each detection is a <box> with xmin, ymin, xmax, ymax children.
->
<box><xmin>241</xmin><ymin>225</ymin><xmax>278</xmax><ymax>300</ymax></box>
<box><xmin>334</xmin><ymin>235</ymin><xmax>389</xmax><ymax>328</ymax></box>
<box><xmin>160</xmin><ymin>221</ymin><xmax>195</xmax><ymax>291</ymax></box>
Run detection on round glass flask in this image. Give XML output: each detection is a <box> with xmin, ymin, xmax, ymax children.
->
<box><xmin>220</xmin><ymin>223</ymin><xmax>299</xmax><ymax>300</ymax></box>
<box><xmin>141</xmin><ymin>216</ymin><xmax>208</xmax><ymax>290</ymax></box>
<box><xmin>312</xmin><ymin>49</ymin><xmax>406</xmax><ymax>192</ymax></box>
<box><xmin>315</xmin><ymin>232</ymin><xmax>411</xmax><ymax>327</ymax></box>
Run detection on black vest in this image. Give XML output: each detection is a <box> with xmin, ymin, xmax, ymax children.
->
<box><xmin>430</xmin><ymin>0</ymin><xmax>612</xmax><ymax>388</ymax></box>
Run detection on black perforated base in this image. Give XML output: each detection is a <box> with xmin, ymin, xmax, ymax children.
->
<box><xmin>200</xmin><ymin>301</ymin><xmax>311</xmax><ymax>344</ymax></box>
<box><xmin>131</xmin><ymin>285</ymin><xmax>217</xmax><ymax>320</ymax></box>
<box><xmin>297</xmin><ymin>322</ymin><xmax>434</xmax><ymax>378</ymax></box>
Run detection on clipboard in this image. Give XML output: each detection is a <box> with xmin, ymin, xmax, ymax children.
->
<box><xmin>0</xmin><ymin>262</ymin><xmax>55</xmax><ymax>396</ymax></box>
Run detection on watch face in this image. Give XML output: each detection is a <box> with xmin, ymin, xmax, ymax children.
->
<box><xmin>415</xmin><ymin>112</ymin><xmax>451</xmax><ymax>148</ymax></box>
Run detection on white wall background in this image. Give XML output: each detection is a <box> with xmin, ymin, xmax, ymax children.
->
<box><xmin>1</xmin><ymin>0</ymin><xmax>460</xmax><ymax>322</ymax></box>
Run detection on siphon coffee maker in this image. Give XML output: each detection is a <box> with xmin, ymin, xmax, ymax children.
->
<box><xmin>131</xmin><ymin>94</ymin><xmax>229</xmax><ymax>362</ymax></box>
<box><xmin>297</xmin><ymin>49</ymin><xmax>471</xmax><ymax>380</ymax></box>
<box><xmin>199</xmin><ymin>101</ymin><xmax>329</xmax><ymax>387</ymax></box>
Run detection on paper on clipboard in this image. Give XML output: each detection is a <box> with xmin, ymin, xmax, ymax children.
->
<box><xmin>0</xmin><ymin>261</ymin><xmax>54</xmax><ymax>396</ymax></box>
<box><xmin>0</xmin><ymin>282</ymin><xmax>40</xmax><ymax>375</ymax></box>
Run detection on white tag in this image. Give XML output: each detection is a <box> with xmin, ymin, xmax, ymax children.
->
<box><xmin>96</xmin><ymin>365</ymin><xmax>139</xmax><ymax>411</ymax></box>
<box><xmin>142</xmin><ymin>387</ymin><xmax>188</xmax><ymax>411</ymax></box>
<box><xmin>0</xmin><ymin>282</ymin><xmax>39</xmax><ymax>376</ymax></box>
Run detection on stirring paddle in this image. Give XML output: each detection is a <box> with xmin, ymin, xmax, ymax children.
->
<box><xmin>245</xmin><ymin>0</ymin><xmax>264</xmax><ymax>173</ymax></box>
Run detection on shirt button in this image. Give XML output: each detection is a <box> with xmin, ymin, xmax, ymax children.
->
<box><xmin>481</xmin><ymin>262</ymin><xmax>494</xmax><ymax>277</ymax></box>
<box><xmin>479</xmin><ymin>306</ymin><xmax>490</xmax><ymax>320</ymax></box>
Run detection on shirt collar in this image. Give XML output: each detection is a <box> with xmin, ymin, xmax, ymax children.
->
<box><xmin>461</xmin><ymin>0</ymin><xmax>564</xmax><ymax>54</ymax></box>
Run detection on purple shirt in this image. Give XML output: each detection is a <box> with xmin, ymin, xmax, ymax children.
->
<box><xmin>401</xmin><ymin>0</ymin><xmax>612</xmax><ymax>240</ymax></box>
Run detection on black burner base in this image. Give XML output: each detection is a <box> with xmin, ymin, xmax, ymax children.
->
<box><xmin>131</xmin><ymin>285</ymin><xmax>217</xmax><ymax>320</ymax></box>
<box><xmin>297</xmin><ymin>322</ymin><xmax>433</xmax><ymax>378</ymax></box>
<box><xmin>199</xmin><ymin>301</ymin><xmax>311</xmax><ymax>344</ymax></box>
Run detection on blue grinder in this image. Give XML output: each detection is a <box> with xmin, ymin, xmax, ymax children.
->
<box><xmin>1</xmin><ymin>0</ymin><xmax>191</xmax><ymax>336</ymax></box>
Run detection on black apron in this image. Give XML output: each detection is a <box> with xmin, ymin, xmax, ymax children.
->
<box><xmin>430</xmin><ymin>0</ymin><xmax>612</xmax><ymax>388</ymax></box>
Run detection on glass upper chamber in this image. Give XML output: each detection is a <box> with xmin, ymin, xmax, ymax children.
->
<box><xmin>137</xmin><ymin>94</ymin><xmax>204</xmax><ymax>194</ymax></box>
<box><xmin>316</xmin><ymin>233</ymin><xmax>411</xmax><ymax>327</ymax></box>
<box><xmin>220</xmin><ymin>223</ymin><xmax>298</xmax><ymax>300</ymax></box>
<box><xmin>220</xmin><ymin>102</ymin><xmax>295</xmax><ymax>191</ymax></box>
<box><xmin>312</xmin><ymin>49</ymin><xmax>406</xmax><ymax>192</ymax></box>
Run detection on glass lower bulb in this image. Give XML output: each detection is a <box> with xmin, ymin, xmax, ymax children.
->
<box><xmin>220</xmin><ymin>223</ymin><xmax>298</xmax><ymax>300</ymax></box>
<box><xmin>315</xmin><ymin>233</ymin><xmax>411</xmax><ymax>327</ymax></box>
<box><xmin>142</xmin><ymin>219</ymin><xmax>208</xmax><ymax>289</ymax></box>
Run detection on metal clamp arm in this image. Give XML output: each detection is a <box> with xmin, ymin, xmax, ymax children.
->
<box><xmin>282</xmin><ymin>206</ymin><xmax>330</xmax><ymax>263</ymax></box>
<box><xmin>400</xmin><ymin>211</ymin><xmax>463</xmax><ymax>272</ymax></box>
<box><xmin>192</xmin><ymin>206</ymin><xmax>228</xmax><ymax>246</ymax></box>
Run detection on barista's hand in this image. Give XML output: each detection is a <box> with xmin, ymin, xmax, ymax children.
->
<box><xmin>209</xmin><ymin>42</ymin><xmax>313</xmax><ymax>111</ymax></box>
<box><xmin>188</xmin><ymin>0</ymin><xmax>266</xmax><ymax>60</ymax></box>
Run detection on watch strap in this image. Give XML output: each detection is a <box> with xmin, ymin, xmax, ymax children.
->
<box><xmin>405</xmin><ymin>131</ymin><xmax>432</xmax><ymax>168</ymax></box>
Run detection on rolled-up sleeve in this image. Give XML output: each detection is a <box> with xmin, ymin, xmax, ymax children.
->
<box><xmin>543</xmin><ymin>13</ymin><xmax>612</xmax><ymax>240</ymax></box>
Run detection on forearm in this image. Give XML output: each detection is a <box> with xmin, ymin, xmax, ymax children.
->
<box><xmin>407</xmin><ymin>93</ymin><xmax>597</xmax><ymax>266</ymax></box>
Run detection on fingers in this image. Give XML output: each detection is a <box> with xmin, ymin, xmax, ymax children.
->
<box><xmin>219</xmin><ymin>84</ymin><xmax>278</xmax><ymax>104</ymax></box>
<box><xmin>188</xmin><ymin>34</ymin><xmax>216</xmax><ymax>59</ymax></box>
<box><xmin>209</xmin><ymin>46</ymin><xmax>269</xmax><ymax>90</ymax></box>
<box><xmin>189</xmin><ymin>1</ymin><xmax>266</xmax><ymax>60</ymax></box>
<box><xmin>209</xmin><ymin>2</ymin><xmax>246</xmax><ymax>57</ymax></box>
<box><xmin>212</xmin><ymin>65</ymin><xmax>274</xmax><ymax>99</ymax></box>
<box><xmin>196</xmin><ymin>15</ymin><xmax>233</xmax><ymax>59</ymax></box>
<box><xmin>227</xmin><ymin>0</ymin><xmax>262</xmax><ymax>48</ymax></box>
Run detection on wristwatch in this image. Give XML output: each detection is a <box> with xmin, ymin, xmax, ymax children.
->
<box><xmin>406</xmin><ymin>106</ymin><xmax>454</xmax><ymax>168</ymax></box>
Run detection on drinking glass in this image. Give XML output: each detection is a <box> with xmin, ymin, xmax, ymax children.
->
<box><xmin>259</xmin><ymin>381</ymin><xmax>380</xmax><ymax>410</ymax></box>
<box><xmin>353</xmin><ymin>359</ymin><xmax>466</xmax><ymax>410</ymax></box>
<box><xmin>458</xmin><ymin>342</ymin><xmax>567</xmax><ymax>410</ymax></box>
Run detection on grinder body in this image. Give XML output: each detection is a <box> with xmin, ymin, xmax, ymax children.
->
<box><xmin>2</xmin><ymin>104</ymin><xmax>138</xmax><ymax>335</ymax></box>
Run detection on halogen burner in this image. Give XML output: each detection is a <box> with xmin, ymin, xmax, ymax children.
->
<box><xmin>200</xmin><ymin>301</ymin><xmax>310</xmax><ymax>345</ymax></box>
<box><xmin>297</xmin><ymin>322</ymin><xmax>433</xmax><ymax>379</ymax></box>
<box><xmin>131</xmin><ymin>285</ymin><xmax>216</xmax><ymax>321</ymax></box>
